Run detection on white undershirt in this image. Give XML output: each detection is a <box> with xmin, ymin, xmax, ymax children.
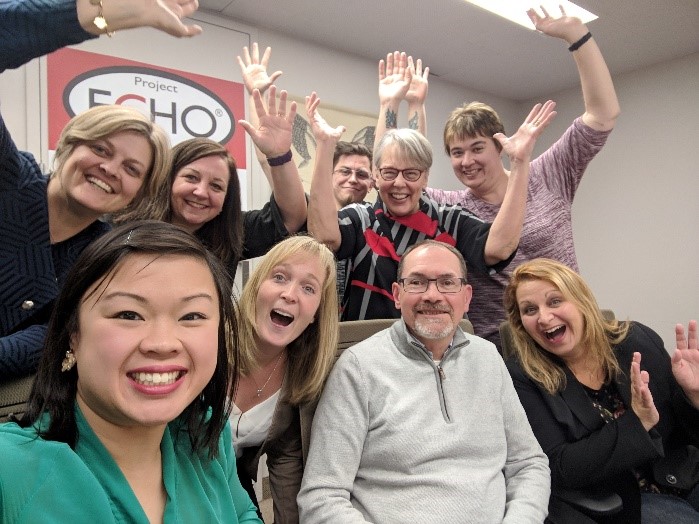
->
<box><xmin>231</xmin><ymin>389</ymin><xmax>280</xmax><ymax>458</ymax></box>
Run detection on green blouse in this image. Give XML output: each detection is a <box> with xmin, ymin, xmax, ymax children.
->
<box><xmin>0</xmin><ymin>406</ymin><xmax>262</xmax><ymax>523</ymax></box>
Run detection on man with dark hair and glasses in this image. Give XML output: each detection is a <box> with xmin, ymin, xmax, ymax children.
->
<box><xmin>306</xmin><ymin>93</ymin><xmax>555</xmax><ymax>322</ymax></box>
<box><xmin>331</xmin><ymin>141</ymin><xmax>374</xmax><ymax>210</ymax></box>
<box><xmin>331</xmin><ymin>141</ymin><xmax>374</xmax><ymax>310</ymax></box>
<box><xmin>299</xmin><ymin>240</ymin><xmax>550</xmax><ymax>522</ymax></box>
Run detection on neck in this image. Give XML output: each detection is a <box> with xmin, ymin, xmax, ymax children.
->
<box><xmin>252</xmin><ymin>336</ymin><xmax>288</xmax><ymax>367</ymax></box>
<box><xmin>409</xmin><ymin>330</ymin><xmax>454</xmax><ymax>361</ymax></box>
<box><xmin>171</xmin><ymin>217</ymin><xmax>201</xmax><ymax>234</ymax></box>
<box><xmin>47</xmin><ymin>177</ymin><xmax>102</xmax><ymax>243</ymax></box>
<box><xmin>77</xmin><ymin>395</ymin><xmax>165</xmax><ymax>472</ymax></box>
<box><xmin>470</xmin><ymin>167</ymin><xmax>509</xmax><ymax>205</ymax></box>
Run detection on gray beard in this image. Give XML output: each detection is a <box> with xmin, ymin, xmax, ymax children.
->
<box><xmin>412</xmin><ymin>317</ymin><xmax>455</xmax><ymax>340</ymax></box>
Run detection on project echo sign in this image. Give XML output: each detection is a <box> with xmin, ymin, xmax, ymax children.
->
<box><xmin>47</xmin><ymin>48</ymin><xmax>246</xmax><ymax>165</ymax></box>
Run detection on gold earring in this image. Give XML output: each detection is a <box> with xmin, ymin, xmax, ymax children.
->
<box><xmin>61</xmin><ymin>351</ymin><xmax>76</xmax><ymax>372</ymax></box>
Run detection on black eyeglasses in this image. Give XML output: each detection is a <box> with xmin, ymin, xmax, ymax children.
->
<box><xmin>333</xmin><ymin>167</ymin><xmax>372</xmax><ymax>181</ymax></box>
<box><xmin>398</xmin><ymin>276</ymin><xmax>466</xmax><ymax>294</ymax></box>
<box><xmin>378</xmin><ymin>168</ymin><xmax>424</xmax><ymax>182</ymax></box>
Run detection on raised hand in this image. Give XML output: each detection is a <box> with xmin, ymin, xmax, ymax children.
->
<box><xmin>82</xmin><ymin>0</ymin><xmax>203</xmax><ymax>37</ymax></box>
<box><xmin>238</xmin><ymin>85</ymin><xmax>295</xmax><ymax>158</ymax></box>
<box><xmin>630</xmin><ymin>352</ymin><xmax>660</xmax><ymax>431</ymax></box>
<box><xmin>378</xmin><ymin>51</ymin><xmax>413</xmax><ymax>105</ymax></box>
<box><xmin>405</xmin><ymin>56</ymin><xmax>429</xmax><ymax>106</ymax></box>
<box><xmin>672</xmin><ymin>320</ymin><xmax>699</xmax><ymax>408</ymax></box>
<box><xmin>494</xmin><ymin>100</ymin><xmax>557</xmax><ymax>165</ymax></box>
<box><xmin>527</xmin><ymin>5</ymin><xmax>588</xmax><ymax>43</ymax></box>
<box><xmin>305</xmin><ymin>92</ymin><xmax>346</xmax><ymax>144</ymax></box>
<box><xmin>237</xmin><ymin>42</ymin><xmax>283</xmax><ymax>95</ymax></box>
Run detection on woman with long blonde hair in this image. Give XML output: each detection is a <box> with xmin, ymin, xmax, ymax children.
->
<box><xmin>504</xmin><ymin>258</ymin><xmax>699</xmax><ymax>523</ymax></box>
<box><xmin>232</xmin><ymin>235</ymin><xmax>338</xmax><ymax>523</ymax></box>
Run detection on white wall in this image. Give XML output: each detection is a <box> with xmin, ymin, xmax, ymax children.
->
<box><xmin>528</xmin><ymin>53</ymin><xmax>699</xmax><ymax>350</ymax></box>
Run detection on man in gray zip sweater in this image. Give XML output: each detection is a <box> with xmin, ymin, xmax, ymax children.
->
<box><xmin>298</xmin><ymin>240</ymin><xmax>550</xmax><ymax>523</ymax></box>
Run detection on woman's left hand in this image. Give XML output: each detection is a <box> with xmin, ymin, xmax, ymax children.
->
<box><xmin>672</xmin><ymin>320</ymin><xmax>699</xmax><ymax>408</ymax></box>
<box><xmin>238</xmin><ymin>85</ymin><xmax>295</xmax><ymax>158</ymax></box>
<box><xmin>494</xmin><ymin>100</ymin><xmax>557</xmax><ymax>165</ymax></box>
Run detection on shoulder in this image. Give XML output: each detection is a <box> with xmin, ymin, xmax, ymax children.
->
<box><xmin>616</xmin><ymin>321</ymin><xmax>665</xmax><ymax>352</ymax></box>
<box><xmin>0</xmin><ymin>422</ymin><xmax>102</xmax><ymax>514</ymax></box>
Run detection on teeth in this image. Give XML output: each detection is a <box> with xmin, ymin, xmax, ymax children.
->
<box><xmin>273</xmin><ymin>309</ymin><xmax>293</xmax><ymax>319</ymax></box>
<box><xmin>131</xmin><ymin>371</ymin><xmax>180</xmax><ymax>386</ymax></box>
<box><xmin>86</xmin><ymin>176</ymin><xmax>113</xmax><ymax>193</ymax></box>
<box><xmin>544</xmin><ymin>326</ymin><xmax>565</xmax><ymax>340</ymax></box>
<box><xmin>186</xmin><ymin>201</ymin><xmax>207</xmax><ymax>209</ymax></box>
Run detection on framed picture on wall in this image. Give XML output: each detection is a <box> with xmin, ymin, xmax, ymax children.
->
<box><xmin>287</xmin><ymin>95</ymin><xmax>376</xmax><ymax>198</ymax></box>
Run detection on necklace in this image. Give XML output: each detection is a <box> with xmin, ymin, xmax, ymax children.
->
<box><xmin>254</xmin><ymin>351</ymin><xmax>284</xmax><ymax>397</ymax></box>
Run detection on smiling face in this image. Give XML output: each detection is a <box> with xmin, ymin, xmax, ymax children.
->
<box><xmin>393</xmin><ymin>244</ymin><xmax>472</xmax><ymax>354</ymax></box>
<box><xmin>375</xmin><ymin>144</ymin><xmax>427</xmax><ymax>217</ymax></box>
<box><xmin>55</xmin><ymin>131</ymin><xmax>153</xmax><ymax>216</ymax></box>
<box><xmin>254</xmin><ymin>253</ymin><xmax>324</xmax><ymax>353</ymax></box>
<box><xmin>170</xmin><ymin>155</ymin><xmax>230</xmax><ymax>233</ymax></box>
<box><xmin>448</xmin><ymin>135</ymin><xmax>504</xmax><ymax>195</ymax></box>
<box><xmin>72</xmin><ymin>253</ymin><xmax>219</xmax><ymax>431</ymax></box>
<box><xmin>332</xmin><ymin>154</ymin><xmax>373</xmax><ymax>209</ymax></box>
<box><xmin>516</xmin><ymin>279</ymin><xmax>585</xmax><ymax>364</ymax></box>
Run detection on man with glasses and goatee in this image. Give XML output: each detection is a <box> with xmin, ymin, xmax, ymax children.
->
<box><xmin>298</xmin><ymin>240</ymin><xmax>550</xmax><ymax>523</ymax></box>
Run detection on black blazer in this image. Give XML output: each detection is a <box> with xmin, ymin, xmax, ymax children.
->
<box><xmin>507</xmin><ymin>322</ymin><xmax>699</xmax><ymax>523</ymax></box>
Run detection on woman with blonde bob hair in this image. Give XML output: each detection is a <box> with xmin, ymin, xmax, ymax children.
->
<box><xmin>504</xmin><ymin>258</ymin><xmax>699</xmax><ymax>523</ymax></box>
<box><xmin>232</xmin><ymin>235</ymin><xmax>338</xmax><ymax>523</ymax></box>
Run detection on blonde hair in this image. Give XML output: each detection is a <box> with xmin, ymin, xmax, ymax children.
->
<box><xmin>54</xmin><ymin>105</ymin><xmax>172</xmax><ymax>220</ymax></box>
<box><xmin>237</xmin><ymin>236</ymin><xmax>338</xmax><ymax>404</ymax></box>
<box><xmin>503</xmin><ymin>258</ymin><xmax>628</xmax><ymax>394</ymax></box>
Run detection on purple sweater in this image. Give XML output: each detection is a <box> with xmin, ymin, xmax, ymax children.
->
<box><xmin>426</xmin><ymin>118</ymin><xmax>611</xmax><ymax>347</ymax></box>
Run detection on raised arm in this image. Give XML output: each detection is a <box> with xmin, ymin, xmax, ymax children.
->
<box><xmin>672</xmin><ymin>320</ymin><xmax>699</xmax><ymax>409</ymax></box>
<box><xmin>1</xmin><ymin>0</ymin><xmax>201</xmax><ymax>73</ymax></box>
<box><xmin>238</xmin><ymin>86</ymin><xmax>306</xmax><ymax>233</ymax></box>
<box><xmin>528</xmin><ymin>5</ymin><xmax>619</xmax><ymax>131</ymax></box>
<box><xmin>485</xmin><ymin>101</ymin><xmax>557</xmax><ymax>265</ymax></box>
<box><xmin>305</xmin><ymin>92</ymin><xmax>345</xmax><ymax>252</ymax></box>
<box><xmin>404</xmin><ymin>56</ymin><xmax>429</xmax><ymax>135</ymax></box>
<box><xmin>237</xmin><ymin>43</ymin><xmax>283</xmax><ymax>183</ymax></box>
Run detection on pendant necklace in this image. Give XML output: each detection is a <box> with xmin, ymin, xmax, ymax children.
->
<box><xmin>255</xmin><ymin>351</ymin><xmax>284</xmax><ymax>397</ymax></box>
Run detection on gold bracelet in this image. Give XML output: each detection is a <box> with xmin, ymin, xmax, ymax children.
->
<box><xmin>90</xmin><ymin>0</ymin><xmax>114</xmax><ymax>37</ymax></box>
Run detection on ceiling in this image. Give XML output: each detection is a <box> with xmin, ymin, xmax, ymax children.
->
<box><xmin>199</xmin><ymin>0</ymin><xmax>699</xmax><ymax>101</ymax></box>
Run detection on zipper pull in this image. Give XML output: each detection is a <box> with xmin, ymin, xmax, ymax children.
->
<box><xmin>438</xmin><ymin>366</ymin><xmax>446</xmax><ymax>381</ymax></box>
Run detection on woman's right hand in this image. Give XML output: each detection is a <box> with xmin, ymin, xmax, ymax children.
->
<box><xmin>630</xmin><ymin>352</ymin><xmax>659</xmax><ymax>431</ymax></box>
<box><xmin>238</xmin><ymin>85</ymin><xmax>295</xmax><ymax>158</ymax></box>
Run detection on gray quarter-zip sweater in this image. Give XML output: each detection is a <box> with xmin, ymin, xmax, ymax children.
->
<box><xmin>298</xmin><ymin>319</ymin><xmax>550</xmax><ymax>523</ymax></box>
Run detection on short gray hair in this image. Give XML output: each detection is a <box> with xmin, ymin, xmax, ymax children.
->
<box><xmin>373</xmin><ymin>128</ymin><xmax>433</xmax><ymax>171</ymax></box>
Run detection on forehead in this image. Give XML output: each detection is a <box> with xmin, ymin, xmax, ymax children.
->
<box><xmin>271</xmin><ymin>252</ymin><xmax>325</xmax><ymax>280</ymax></box>
<box><xmin>448</xmin><ymin>134</ymin><xmax>492</xmax><ymax>149</ymax></box>
<box><xmin>516</xmin><ymin>279</ymin><xmax>560</xmax><ymax>300</ymax></box>
<box><xmin>82</xmin><ymin>253</ymin><xmax>216</xmax><ymax>305</ymax></box>
<box><xmin>378</xmin><ymin>143</ymin><xmax>414</xmax><ymax>167</ymax></box>
<box><xmin>403</xmin><ymin>245</ymin><xmax>462</xmax><ymax>275</ymax></box>
<box><xmin>179</xmin><ymin>155</ymin><xmax>230</xmax><ymax>181</ymax></box>
<box><xmin>335</xmin><ymin>154</ymin><xmax>371</xmax><ymax>168</ymax></box>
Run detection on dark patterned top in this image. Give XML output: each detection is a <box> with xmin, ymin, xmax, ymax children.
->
<box><xmin>582</xmin><ymin>381</ymin><xmax>686</xmax><ymax>498</ymax></box>
<box><xmin>335</xmin><ymin>193</ymin><xmax>512</xmax><ymax>321</ymax></box>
